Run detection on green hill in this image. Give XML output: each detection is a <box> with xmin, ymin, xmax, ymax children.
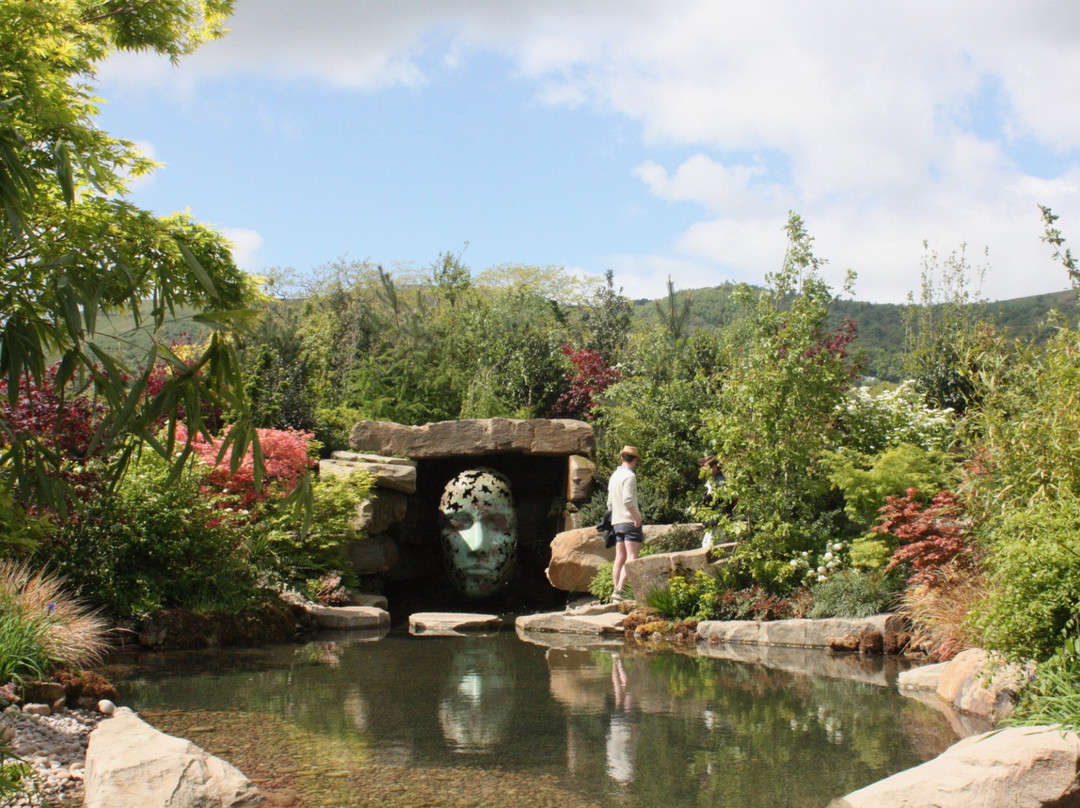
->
<box><xmin>632</xmin><ymin>285</ymin><xmax>1079</xmax><ymax>381</ymax></box>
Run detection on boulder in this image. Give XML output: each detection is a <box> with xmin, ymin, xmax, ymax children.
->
<box><xmin>348</xmin><ymin>418</ymin><xmax>595</xmax><ymax>459</ymax></box>
<box><xmin>623</xmin><ymin>548</ymin><xmax>713</xmax><ymax>603</ymax></box>
<box><xmin>936</xmin><ymin>648</ymin><xmax>1025</xmax><ymax>722</ymax></box>
<box><xmin>546</xmin><ymin>527</ymin><xmax>613</xmax><ymax>593</ymax></box>
<box><xmin>408</xmin><ymin>612</ymin><xmax>502</xmax><ymax>635</ymax></box>
<box><xmin>830</xmin><ymin>726</ymin><xmax>1080</xmax><ymax>808</ymax></box>
<box><xmin>84</xmin><ymin>707</ymin><xmax>261</xmax><ymax>808</ymax></box>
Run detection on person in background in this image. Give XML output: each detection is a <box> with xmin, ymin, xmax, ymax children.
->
<box><xmin>607</xmin><ymin>446</ymin><xmax>643</xmax><ymax>601</ymax></box>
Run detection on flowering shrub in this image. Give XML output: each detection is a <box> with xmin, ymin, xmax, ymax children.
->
<box><xmin>838</xmin><ymin>381</ymin><xmax>956</xmax><ymax>456</ymax></box>
<box><xmin>790</xmin><ymin>541</ymin><xmax>848</xmax><ymax>584</ymax></box>
<box><xmin>876</xmin><ymin>489</ymin><xmax>973</xmax><ymax>585</ymax></box>
<box><xmin>176</xmin><ymin>424</ymin><xmax>316</xmax><ymax>509</ymax></box>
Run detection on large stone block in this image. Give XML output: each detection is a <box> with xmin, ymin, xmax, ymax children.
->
<box><xmin>319</xmin><ymin>457</ymin><xmax>417</xmax><ymax>494</ymax></box>
<box><xmin>349</xmin><ymin>418</ymin><xmax>595</xmax><ymax>459</ymax></box>
<box><xmin>84</xmin><ymin>708</ymin><xmax>261</xmax><ymax>808</ymax></box>
<box><xmin>624</xmin><ymin>548</ymin><xmax>713</xmax><ymax>603</ymax></box>
<box><xmin>566</xmin><ymin>455</ymin><xmax>595</xmax><ymax>502</ymax></box>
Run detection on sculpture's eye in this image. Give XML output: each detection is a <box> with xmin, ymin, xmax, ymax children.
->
<box><xmin>449</xmin><ymin>514</ymin><xmax>474</xmax><ymax>531</ymax></box>
<box><xmin>487</xmin><ymin>515</ymin><xmax>512</xmax><ymax>533</ymax></box>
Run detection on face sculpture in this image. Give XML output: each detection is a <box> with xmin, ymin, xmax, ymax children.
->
<box><xmin>438</xmin><ymin>468</ymin><xmax>517</xmax><ymax>598</ymax></box>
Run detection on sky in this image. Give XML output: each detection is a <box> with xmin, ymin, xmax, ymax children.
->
<box><xmin>95</xmin><ymin>0</ymin><xmax>1080</xmax><ymax>304</ymax></box>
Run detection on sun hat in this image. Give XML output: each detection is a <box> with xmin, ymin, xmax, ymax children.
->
<box><xmin>620</xmin><ymin>445</ymin><xmax>640</xmax><ymax>459</ymax></box>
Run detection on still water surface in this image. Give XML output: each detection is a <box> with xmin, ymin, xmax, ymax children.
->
<box><xmin>111</xmin><ymin>630</ymin><xmax>959</xmax><ymax>808</ymax></box>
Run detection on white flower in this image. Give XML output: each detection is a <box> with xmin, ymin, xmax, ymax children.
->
<box><xmin>817</xmin><ymin>566</ymin><xmax>827</xmax><ymax>575</ymax></box>
<box><xmin>823</xmin><ymin>551</ymin><xmax>833</xmax><ymax>561</ymax></box>
<box><xmin>833</xmin><ymin>542</ymin><xmax>844</xmax><ymax>551</ymax></box>
<box><xmin>789</xmin><ymin>559</ymin><xmax>799</xmax><ymax>567</ymax></box>
<box><xmin>817</xmin><ymin>574</ymin><xmax>828</xmax><ymax>582</ymax></box>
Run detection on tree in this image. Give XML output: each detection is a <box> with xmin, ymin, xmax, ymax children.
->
<box><xmin>704</xmin><ymin>213</ymin><xmax>861</xmax><ymax>577</ymax></box>
<box><xmin>903</xmin><ymin>243</ymin><xmax>988</xmax><ymax>413</ymax></box>
<box><xmin>0</xmin><ymin>1</ymin><xmax>262</xmax><ymax>508</ymax></box>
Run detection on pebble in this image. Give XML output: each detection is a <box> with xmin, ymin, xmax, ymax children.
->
<box><xmin>0</xmin><ymin>706</ymin><xmax>103</xmax><ymax>807</ymax></box>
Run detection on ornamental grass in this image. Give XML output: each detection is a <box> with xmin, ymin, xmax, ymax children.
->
<box><xmin>0</xmin><ymin>561</ymin><xmax>109</xmax><ymax>684</ymax></box>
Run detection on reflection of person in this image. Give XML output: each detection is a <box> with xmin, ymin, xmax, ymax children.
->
<box><xmin>606</xmin><ymin>654</ymin><xmax>638</xmax><ymax>784</ymax></box>
<box><xmin>438</xmin><ymin>468</ymin><xmax>517</xmax><ymax>598</ymax></box>
<box><xmin>607</xmin><ymin>446</ymin><xmax>643</xmax><ymax>601</ymax></box>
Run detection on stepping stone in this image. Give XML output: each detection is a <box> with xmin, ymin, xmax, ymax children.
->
<box><xmin>408</xmin><ymin>612</ymin><xmax>502</xmax><ymax>636</ymax></box>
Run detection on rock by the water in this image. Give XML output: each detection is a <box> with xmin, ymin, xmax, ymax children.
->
<box><xmin>698</xmin><ymin>614</ymin><xmax>909</xmax><ymax>648</ymax></box>
<box><xmin>304</xmin><ymin>604</ymin><xmax>390</xmax><ymax>630</ymax></box>
<box><xmin>898</xmin><ymin>661</ymin><xmax>948</xmax><ymax>692</ymax></box>
<box><xmin>84</xmin><ymin>707</ymin><xmax>261</xmax><ymax>808</ymax></box>
<box><xmin>830</xmin><ymin>726</ymin><xmax>1080</xmax><ymax>808</ymax></box>
<box><xmin>936</xmin><ymin>648</ymin><xmax>1025</xmax><ymax>722</ymax></box>
<box><xmin>408</xmin><ymin>612</ymin><xmax>502</xmax><ymax>635</ymax></box>
<box><xmin>97</xmin><ymin>700</ymin><xmax>116</xmax><ymax>716</ymax></box>
<box><xmin>516</xmin><ymin>607</ymin><xmax>625</xmax><ymax>635</ymax></box>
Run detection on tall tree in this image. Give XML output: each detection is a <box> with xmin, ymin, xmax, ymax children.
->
<box><xmin>0</xmin><ymin>1</ymin><xmax>259</xmax><ymax>507</ymax></box>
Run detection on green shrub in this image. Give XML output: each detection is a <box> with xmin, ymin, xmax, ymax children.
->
<box><xmin>646</xmin><ymin>574</ymin><xmax>704</xmax><ymax>620</ymax></box>
<box><xmin>808</xmin><ymin>570</ymin><xmax>901</xmax><ymax>618</ymax></box>
<box><xmin>257</xmin><ymin>470</ymin><xmax>374</xmax><ymax>589</ymax></box>
<box><xmin>823</xmin><ymin>443</ymin><xmax>955</xmax><ymax>529</ymax></box>
<box><xmin>848</xmin><ymin>536</ymin><xmax>894</xmax><ymax>571</ymax></box>
<box><xmin>589</xmin><ymin>562</ymin><xmax>615</xmax><ymax>603</ymax></box>
<box><xmin>37</xmin><ymin>454</ymin><xmax>260</xmax><ymax>617</ymax></box>
<box><xmin>977</xmin><ymin>496</ymin><xmax>1080</xmax><ymax>661</ymax></box>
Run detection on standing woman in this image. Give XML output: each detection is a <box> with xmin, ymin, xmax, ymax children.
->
<box><xmin>608</xmin><ymin>446</ymin><xmax>643</xmax><ymax>601</ymax></box>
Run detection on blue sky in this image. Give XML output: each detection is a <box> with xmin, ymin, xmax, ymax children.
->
<box><xmin>97</xmin><ymin>0</ymin><xmax>1080</xmax><ymax>303</ymax></box>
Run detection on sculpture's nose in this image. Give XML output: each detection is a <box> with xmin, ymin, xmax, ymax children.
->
<box><xmin>459</xmin><ymin>522</ymin><xmax>491</xmax><ymax>553</ymax></box>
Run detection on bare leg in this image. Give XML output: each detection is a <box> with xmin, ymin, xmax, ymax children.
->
<box><xmin>612</xmin><ymin>542</ymin><xmax>627</xmax><ymax>596</ymax></box>
<box><xmin>616</xmin><ymin>541</ymin><xmax>641</xmax><ymax>596</ymax></box>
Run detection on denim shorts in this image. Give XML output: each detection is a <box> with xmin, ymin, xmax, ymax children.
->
<box><xmin>612</xmin><ymin>523</ymin><xmax>644</xmax><ymax>543</ymax></box>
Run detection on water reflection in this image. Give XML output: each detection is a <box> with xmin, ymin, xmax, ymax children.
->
<box><xmin>111</xmin><ymin>631</ymin><xmax>961</xmax><ymax>808</ymax></box>
<box><xmin>438</xmin><ymin>645</ymin><xmax>514</xmax><ymax>751</ymax></box>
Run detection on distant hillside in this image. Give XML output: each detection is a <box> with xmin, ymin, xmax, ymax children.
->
<box><xmin>632</xmin><ymin>284</ymin><xmax>1079</xmax><ymax>381</ymax></box>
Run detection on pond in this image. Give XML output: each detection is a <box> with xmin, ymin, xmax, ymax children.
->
<box><xmin>106</xmin><ymin>630</ymin><xmax>961</xmax><ymax>808</ymax></box>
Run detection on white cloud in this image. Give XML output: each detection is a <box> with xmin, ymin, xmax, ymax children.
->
<box><xmin>221</xmin><ymin>228</ymin><xmax>264</xmax><ymax>273</ymax></box>
<box><xmin>99</xmin><ymin>0</ymin><xmax>1080</xmax><ymax>301</ymax></box>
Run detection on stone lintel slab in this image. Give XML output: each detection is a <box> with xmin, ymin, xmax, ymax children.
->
<box><xmin>348</xmin><ymin>418</ymin><xmax>595</xmax><ymax>459</ymax></box>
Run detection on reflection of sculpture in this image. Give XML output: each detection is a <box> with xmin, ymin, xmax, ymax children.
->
<box><xmin>438</xmin><ymin>468</ymin><xmax>517</xmax><ymax>598</ymax></box>
<box><xmin>437</xmin><ymin>644</ymin><xmax>513</xmax><ymax>751</ymax></box>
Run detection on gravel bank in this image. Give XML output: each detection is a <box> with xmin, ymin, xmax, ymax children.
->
<box><xmin>1</xmin><ymin>706</ymin><xmax>103</xmax><ymax>807</ymax></box>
